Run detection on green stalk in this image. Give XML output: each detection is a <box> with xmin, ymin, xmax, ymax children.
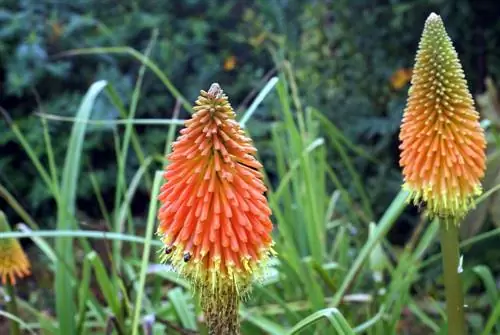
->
<box><xmin>439</xmin><ymin>218</ymin><xmax>466</xmax><ymax>335</ymax></box>
<box><xmin>6</xmin><ymin>282</ymin><xmax>21</xmax><ymax>335</ymax></box>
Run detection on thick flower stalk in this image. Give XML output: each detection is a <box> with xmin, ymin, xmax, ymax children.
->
<box><xmin>0</xmin><ymin>211</ymin><xmax>31</xmax><ymax>285</ymax></box>
<box><xmin>157</xmin><ymin>83</ymin><xmax>274</xmax><ymax>334</ymax></box>
<box><xmin>399</xmin><ymin>13</ymin><xmax>486</xmax><ymax>222</ymax></box>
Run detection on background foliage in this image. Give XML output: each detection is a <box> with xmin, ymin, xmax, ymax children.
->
<box><xmin>2</xmin><ymin>0</ymin><xmax>500</xmax><ymax>233</ymax></box>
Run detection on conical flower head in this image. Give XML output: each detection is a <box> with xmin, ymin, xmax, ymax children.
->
<box><xmin>399</xmin><ymin>13</ymin><xmax>486</xmax><ymax>220</ymax></box>
<box><xmin>157</xmin><ymin>83</ymin><xmax>274</xmax><ymax>294</ymax></box>
<box><xmin>0</xmin><ymin>211</ymin><xmax>31</xmax><ymax>285</ymax></box>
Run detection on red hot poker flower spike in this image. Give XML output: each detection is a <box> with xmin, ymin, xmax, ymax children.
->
<box><xmin>157</xmin><ymin>83</ymin><xmax>274</xmax><ymax>334</ymax></box>
<box><xmin>399</xmin><ymin>13</ymin><xmax>486</xmax><ymax>221</ymax></box>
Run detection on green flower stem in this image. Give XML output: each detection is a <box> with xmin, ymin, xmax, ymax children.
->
<box><xmin>439</xmin><ymin>218</ymin><xmax>466</xmax><ymax>335</ymax></box>
<box><xmin>6</xmin><ymin>282</ymin><xmax>21</xmax><ymax>335</ymax></box>
<box><xmin>202</xmin><ymin>284</ymin><xmax>240</xmax><ymax>335</ymax></box>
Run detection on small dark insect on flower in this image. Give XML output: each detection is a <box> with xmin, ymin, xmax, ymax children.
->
<box><xmin>183</xmin><ymin>252</ymin><xmax>191</xmax><ymax>262</ymax></box>
<box><xmin>165</xmin><ymin>245</ymin><xmax>174</xmax><ymax>254</ymax></box>
<box><xmin>239</xmin><ymin>161</ymin><xmax>259</xmax><ymax>172</ymax></box>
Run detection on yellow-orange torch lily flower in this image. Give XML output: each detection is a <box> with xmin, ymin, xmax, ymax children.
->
<box><xmin>0</xmin><ymin>211</ymin><xmax>31</xmax><ymax>285</ymax></box>
<box><xmin>399</xmin><ymin>13</ymin><xmax>486</xmax><ymax>221</ymax></box>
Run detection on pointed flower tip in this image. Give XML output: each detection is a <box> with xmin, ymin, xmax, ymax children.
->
<box><xmin>0</xmin><ymin>211</ymin><xmax>31</xmax><ymax>285</ymax></box>
<box><xmin>207</xmin><ymin>83</ymin><xmax>224</xmax><ymax>99</ymax></box>
<box><xmin>426</xmin><ymin>12</ymin><xmax>441</xmax><ymax>24</ymax></box>
<box><xmin>399</xmin><ymin>14</ymin><xmax>486</xmax><ymax>222</ymax></box>
<box><xmin>424</xmin><ymin>12</ymin><xmax>446</xmax><ymax>36</ymax></box>
<box><xmin>158</xmin><ymin>84</ymin><xmax>274</xmax><ymax>294</ymax></box>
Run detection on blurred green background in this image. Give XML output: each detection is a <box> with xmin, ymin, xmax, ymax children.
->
<box><xmin>2</xmin><ymin>0</ymin><xmax>499</xmax><ymax>234</ymax></box>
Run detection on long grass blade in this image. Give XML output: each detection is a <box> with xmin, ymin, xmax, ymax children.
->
<box><xmin>114</xmin><ymin>31</ymin><xmax>158</xmax><ymax>271</ymax></box>
<box><xmin>56</xmin><ymin>47</ymin><xmax>191</xmax><ymax>111</ymax></box>
<box><xmin>239</xmin><ymin>76</ymin><xmax>279</xmax><ymax>128</ymax></box>
<box><xmin>331</xmin><ymin>189</ymin><xmax>408</xmax><ymax>307</ymax></box>
<box><xmin>55</xmin><ymin>80</ymin><xmax>108</xmax><ymax>334</ymax></box>
<box><xmin>167</xmin><ymin>287</ymin><xmax>197</xmax><ymax>330</ymax></box>
<box><xmin>36</xmin><ymin>113</ymin><xmax>185</xmax><ymax>126</ymax></box>
<box><xmin>286</xmin><ymin>308</ymin><xmax>355</xmax><ymax>335</ymax></box>
<box><xmin>0</xmin><ymin>310</ymin><xmax>37</xmax><ymax>335</ymax></box>
<box><xmin>130</xmin><ymin>171</ymin><xmax>163</xmax><ymax>335</ymax></box>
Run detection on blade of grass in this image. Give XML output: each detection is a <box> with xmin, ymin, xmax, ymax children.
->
<box><xmin>239</xmin><ymin>76</ymin><xmax>279</xmax><ymax>128</ymax></box>
<box><xmin>40</xmin><ymin>113</ymin><xmax>60</xmax><ymax>189</ymax></box>
<box><xmin>472</xmin><ymin>265</ymin><xmax>498</xmax><ymax>303</ymax></box>
<box><xmin>325</xmin><ymin>166</ymin><xmax>360</xmax><ymax>225</ymax></box>
<box><xmin>0</xmin><ymin>230</ymin><xmax>163</xmax><ymax>246</ymax></box>
<box><xmin>481</xmin><ymin>298</ymin><xmax>500</xmax><ymax>335</ymax></box>
<box><xmin>352</xmin><ymin>304</ymin><xmax>386</xmax><ymax>333</ymax></box>
<box><xmin>14</xmin><ymin>296</ymin><xmax>58</xmax><ymax>334</ymax></box>
<box><xmin>130</xmin><ymin>171</ymin><xmax>162</xmax><ymax>335</ymax></box>
<box><xmin>87</xmin><ymin>251</ymin><xmax>125</xmax><ymax>331</ymax></box>
<box><xmin>0</xmin><ymin>310</ymin><xmax>37</xmax><ymax>335</ymax></box>
<box><xmin>116</xmin><ymin>157</ymin><xmax>154</xmax><ymax>259</ymax></box>
<box><xmin>163</xmin><ymin>98</ymin><xmax>182</xmax><ymax>162</ymax></box>
<box><xmin>114</xmin><ymin>31</ymin><xmax>158</xmax><ymax>271</ymax></box>
<box><xmin>76</xmin><ymin>253</ymin><xmax>93</xmax><ymax>335</ymax></box>
<box><xmin>408</xmin><ymin>301</ymin><xmax>440</xmax><ymax>333</ymax></box>
<box><xmin>0</xmin><ymin>107</ymin><xmax>55</xmax><ymax>195</ymax></box>
<box><xmin>104</xmin><ymin>83</ymin><xmax>154</xmax><ymax>189</ymax></box>
<box><xmin>167</xmin><ymin>287</ymin><xmax>197</xmax><ymax>330</ymax></box>
<box><xmin>56</xmin><ymin>47</ymin><xmax>191</xmax><ymax>111</ymax></box>
<box><xmin>310</xmin><ymin>108</ymin><xmax>378</xmax><ymax>164</ymax></box>
<box><xmin>55</xmin><ymin>80</ymin><xmax>108</xmax><ymax>335</ymax></box>
<box><xmin>331</xmin><ymin>189</ymin><xmax>408</xmax><ymax>307</ymax></box>
<box><xmin>286</xmin><ymin>308</ymin><xmax>355</xmax><ymax>335</ymax></box>
<box><xmin>273</xmin><ymin>138</ymin><xmax>325</xmax><ymax>201</ymax></box>
<box><xmin>311</xmin><ymin>107</ymin><xmax>374</xmax><ymax>220</ymax></box>
<box><xmin>152</xmin><ymin>268</ymin><xmax>190</xmax><ymax>289</ymax></box>
<box><xmin>0</xmin><ymin>188</ymin><xmax>57</xmax><ymax>263</ymax></box>
<box><xmin>253</xmin><ymin>285</ymin><xmax>302</xmax><ymax>324</ymax></box>
<box><xmin>0</xmin><ymin>184</ymin><xmax>40</xmax><ymax>231</ymax></box>
<box><xmin>16</xmin><ymin>224</ymin><xmax>56</xmax><ymax>263</ymax></box>
<box><xmin>302</xmin><ymin>258</ymin><xmax>327</xmax><ymax>311</ymax></box>
<box><xmin>240</xmin><ymin>311</ymin><xmax>287</xmax><ymax>335</ymax></box>
<box><xmin>88</xmin><ymin>171</ymin><xmax>112</xmax><ymax>228</ymax></box>
<box><xmin>472</xmin><ymin>265</ymin><xmax>500</xmax><ymax>334</ymax></box>
<box><xmin>36</xmin><ymin>113</ymin><xmax>185</xmax><ymax>126</ymax></box>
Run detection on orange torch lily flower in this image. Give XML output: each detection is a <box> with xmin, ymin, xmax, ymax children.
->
<box><xmin>0</xmin><ymin>211</ymin><xmax>31</xmax><ymax>285</ymax></box>
<box><xmin>399</xmin><ymin>13</ymin><xmax>486</xmax><ymax>221</ymax></box>
<box><xmin>157</xmin><ymin>83</ymin><xmax>274</xmax><ymax>334</ymax></box>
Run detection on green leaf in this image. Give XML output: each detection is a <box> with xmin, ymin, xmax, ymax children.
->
<box><xmin>167</xmin><ymin>287</ymin><xmax>197</xmax><ymax>330</ymax></box>
<box><xmin>239</xmin><ymin>76</ymin><xmax>279</xmax><ymax>128</ymax></box>
<box><xmin>130</xmin><ymin>171</ymin><xmax>163</xmax><ymax>335</ymax></box>
<box><xmin>55</xmin><ymin>80</ymin><xmax>108</xmax><ymax>335</ymax></box>
<box><xmin>241</xmin><ymin>310</ymin><xmax>287</xmax><ymax>335</ymax></box>
<box><xmin>286</xmin><ymin>308</ymin><xmax>355</xmax><ymax>335</ymax></box>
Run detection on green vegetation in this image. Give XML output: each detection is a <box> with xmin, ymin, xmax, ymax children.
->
<box><xmin>1</xmin><ymin>1</ymin><xmax>500</xmax><ymax>334</ymax></box>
